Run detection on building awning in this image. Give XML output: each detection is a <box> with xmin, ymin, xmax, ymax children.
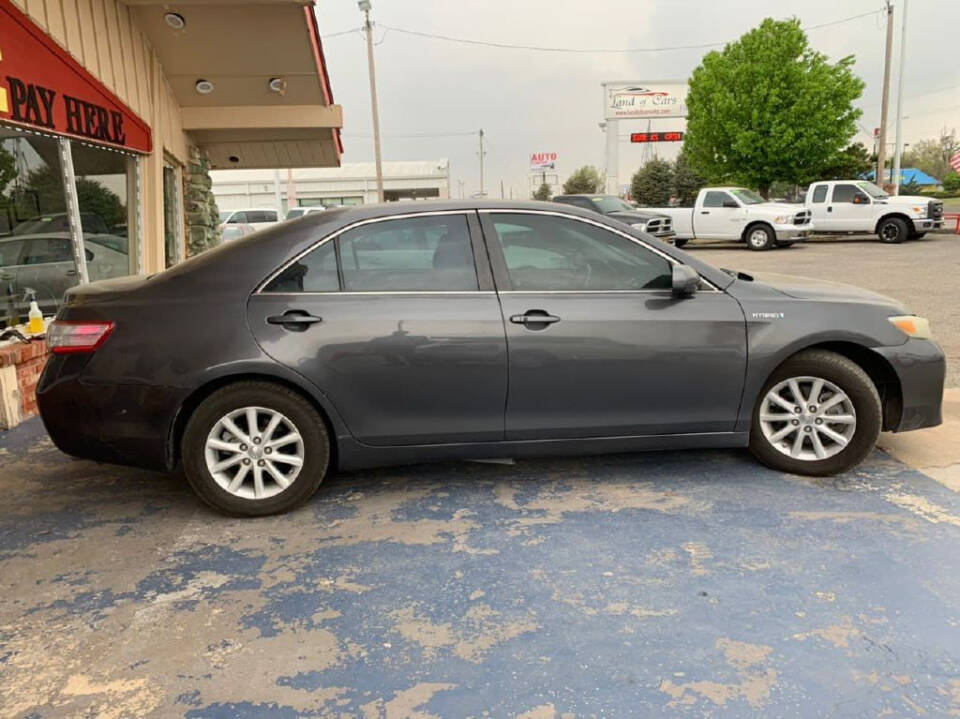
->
<box><xmin>126</xmin><ymin>0</ymin><xmax>343</xmax><ymax>169</ymax></box>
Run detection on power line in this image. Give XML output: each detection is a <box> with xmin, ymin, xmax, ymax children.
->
<box><xmin>342</xmin><ymin>131</ymin><xmax>477</xmax><ymax>138</ymax></box>
<box><xmin>320</xmin><ymin>27</ymin><xmax>362</xmax><ymax>38</ymax></box>
<box><xmin>371</xmin><ymin>9</ymin><xmax>882</xmax><ymax>54</ymax></box>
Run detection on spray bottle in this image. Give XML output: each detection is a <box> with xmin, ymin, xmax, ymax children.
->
<box><xmin>26</xmin><ymin>289</ymin><xmax>44</xmax><ymax>335</ymax></box>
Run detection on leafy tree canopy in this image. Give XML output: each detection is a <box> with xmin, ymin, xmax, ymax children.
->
<box><xmin>901</xmin><ymin>128</ymin><xmax>959</xmax><ymax>182</ymax></box>
<box><xmin>630</xmin><ymin>158</ymin><xmax>674</xmax><ymax>206</ymax></box>
<box><xmin>685</xmin><ymin>18</ymin><xmax>864</xmax><ymax>196</ymax></box>
<box><xmin>672</xmin><ymin>152</ymin><xmax>706</xmax><ymax>206</ymax></box>
<box><xmin>820</xmin><ymin>142</ymin><xmax>873</xmax><ymax>180</ymax></box>
<box><xmin>562</xmin><ymin>166</ymin><xmax>603</xmax><ymax>194</ymax></box>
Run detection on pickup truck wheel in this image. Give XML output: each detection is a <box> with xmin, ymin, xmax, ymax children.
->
<box><xmin>745</xmin><ymin>225</ymin><xmax>775</xmax><ymax>251</ymax></box>
<box><xmin>878</xmin><ymin>217</ymin><xmax>908</xmax><ymax>244</ymax></box>
<box><xmin>774</xmin><ymin>240</ymin><xmax>794</xmax><ymax>248</ymax></box>
<box><xmin>909</xmin><ymin>232</ymin><xmax>926</xmax><ymax>240</ymax></box>
<box><xmin>673</xmin><ymin>238</ymin><xmax>689</xmax><ymax>248</ymax></box>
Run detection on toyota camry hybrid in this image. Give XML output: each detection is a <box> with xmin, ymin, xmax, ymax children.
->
<box><xmin>37</xmin><ymin>201</ymin><xmax>945</xmax><ymax>516</ymax></box>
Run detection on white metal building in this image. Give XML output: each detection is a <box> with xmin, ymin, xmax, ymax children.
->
<box><xmin>211</xmin><ymin>160</ymin><xmax>450</xmax><ymax>211</ymax></box>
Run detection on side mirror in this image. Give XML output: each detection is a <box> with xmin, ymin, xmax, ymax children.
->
<box><xmin>723</xmin><ymin>200</ymin><xmax>739</xmax><ymax>209</ymax></box>
<box><xmin>672</xmin><ymin>264</ymin><xmax>700</xmax><ymax>297</ymax></box>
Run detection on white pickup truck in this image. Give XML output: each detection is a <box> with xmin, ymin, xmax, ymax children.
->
<box><xmin>635</xmin><ymin>187</ymin><xmax>813</xmax><ymax>251</ymax></box>
<box><xmin>804</xmin><ymin>180</ymin><xmax>943</xmax><ymax>243</ymax></box>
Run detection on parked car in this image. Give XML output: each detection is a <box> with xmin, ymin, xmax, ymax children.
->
<box><xmin>38</xmin><ymin>200</ymin><xmax>944</xmax><ymax>516</ymax></box>
<box><xmin>221</xmin><ymin>223</ymin><xmax>258</xmax><ymax>243</ymax></box>
<box><xmin>804</xmin><ymin>180</ymin><xmax>943</xmax><ymax>243</ymax></box>
<box><xmin>284</xmin><ymin>207</ymin><xmax>326</xmax><ymax>221</ymax></box>
<box><xmin>1</xmin><ymin>232</ymin><xmax>128</xmax><ymax>323</ymax></box>
<box><xmin>218</xmin><ymin>208</ymin><xmax>279</xmax><ymax>231</ymax></box>
<box><xmin>635</xmin><ymin>187</ymin><xmax>813</xmax><ymax>250</ymax></box>
<box><xmin>551</xmin><ymin>194</ymin><xmax>678</xmax><ymax>244</ymax></box>
<box><xmin>11</xmin><ymin>212</ymin><xmax>112</xmax><ymax>237</ymax></box>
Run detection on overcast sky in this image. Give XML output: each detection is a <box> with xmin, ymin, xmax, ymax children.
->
<box><xmin>314</xmin><ymin>0</ymin><xmax>959</xmax><ymax>197</ymax></box>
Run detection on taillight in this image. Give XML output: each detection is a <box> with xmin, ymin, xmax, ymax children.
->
<box><xmin>46</xmin><ymin>321</ymin><xmax>115</xmax><ymax>354</ymax></box>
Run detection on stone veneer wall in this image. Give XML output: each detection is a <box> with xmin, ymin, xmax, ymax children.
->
<box><xmin>184</xmin><ymin>145</ymin><xmax>221</xmax><ymax>257</ymax></box>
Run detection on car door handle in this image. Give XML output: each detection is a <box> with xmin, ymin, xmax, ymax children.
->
<box><xmin>65</xmin><ymin>269</ymin><xmax>77</xmax><ymax>276</ymax></box>
<box><xmin>827</xmin><ymin>206</ymin><xmax>832</xmax><ymax>212</ymax></box>
<box><xmin>700</xmin><ymin>211</ymin><xmax>710</xmax><ymax>214</ymax></box>
<box><xmin>510</xmin><ymin>310</ymin><xmax>560</xmax><ymax>327</ymax></box>
<box><xmin>267</xmin><ymin>310</ymin><xmax>323</xmax><ymax>331</ymax></box>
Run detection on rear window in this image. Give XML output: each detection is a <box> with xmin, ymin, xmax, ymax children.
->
<box><xmin>811</xmin><ymin>185</ymin><xmax>827</xmax><ymax>203</ymax></box>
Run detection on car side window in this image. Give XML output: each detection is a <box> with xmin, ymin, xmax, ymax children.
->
<box><xmin>228</xmin><ymin>211</ymin><xmax>246</xmax><ymax>224</ymax></box>
<box><xmin>264</xmin><ymin>240</ymin><xmax>338</xmax><ymax>292</ymax></box>
<box><xmin>0</xmin><ymin>240</ymin><xmax>26</xmax><ymax>267</ymax></box>
<box><xmin>22</xmin><ymin>238</ymin><xmax>72</xmax><ymax>265</ymax></box>
<box><xmin>340</xmin><ymin>215</ymin><xmax>477</xmax><ymax>291</ymax></box>
<box><xmin>247</xmin><ymin>211</ymin><xmax>276</xmax><ymax>223</ymax></box>
<box><xmin>831</xmin><ymin>184</ymin><xmax>857</xmax><ymax>203</ymax></box>
<box><xmin>811</xmin><ymin>185</ymin><xmax>827</xmax><ymax>203</ymax></box>
<box><xmin>703</xmin><ymin>191</ymin><xmax>734</xmax><ymax>208</ymax></box>
<box><xmin>489</xmin><ymin>213</ymin><xmax>672</xmax><ymax>291</ymax></box>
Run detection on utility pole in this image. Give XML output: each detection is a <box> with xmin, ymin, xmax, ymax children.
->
<box><xmin>892</xmin><ymin>0</ymin><xmax>908</xmax><ymax>195</ymax></box>
<box><xmin>478</xmin><ymin>129</ymin><xmax>486</xmax><ymax>197</ymax></box>
<box><xmin>457</xmin><ymin>179</ymin><xmax>465</xmax><ymax>199</ymax></box>
<box><xmin>500</xmin><ymin>180</ymin><xmax>504</xmax><ymax>199</ymax></box>
<box><xmin>876</xmin><ymin>1</ymin><xmax>894</xmax><ymax>189</ymax></box>
<box><xmin>359</xmin><ymin>0</ymin><xmax>384</xmax><ymax>202</ymax></box>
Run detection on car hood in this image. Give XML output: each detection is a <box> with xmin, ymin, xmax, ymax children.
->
<box><xmin>606</xmin><ymin>210</ymin><xmax>668</xmax><ymax>223</ymax></box>
<box><xmin>748</xmin><ymin>271</ymin><xmax>905</xmax><ymax>309</ymax></box>
<box><xmin>747</xmin><ymin>202</ymin><xmax>799</xmax><ymax>214</ymax></box>
<box><xmin>882</xmin><ymin>194</ymin><xmax>932</xmax><ymax>206</ymax></box>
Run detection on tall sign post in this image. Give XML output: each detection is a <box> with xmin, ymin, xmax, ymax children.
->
<box><xmin>601</xmin><ymin>81</ymin><xmax>688</xmax><ymax>195</ymax></box>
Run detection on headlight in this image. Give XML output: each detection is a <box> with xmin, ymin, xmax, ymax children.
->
<box><xmin>910</xmin><ymin>205</ymin><xmax>927</xmax><ymax>217</ymax></box>
<box><xmin>773</xmin><ymin>215</ymin><xmax>788</xmax><ymax>224</ymax></box>
<box><xmin>888</xmin><ymin>315</ymin><xmax>933</xmax><ymax>339</ymax></box>
<box><xmin>630</xmin><ymin>222</ymin><xmax>647</xmax><ymax>229</ymax></box>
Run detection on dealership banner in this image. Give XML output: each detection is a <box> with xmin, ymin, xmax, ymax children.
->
<box><xmin>602</xmin><ymin>81</ymin><xmax>688</xmax><ymax>120</ymax></box>
<box><xmin>0</xmin><ymin>0</ymin><xmax>151</xmax><ymax>152</ymax></box>
<box><xmin>529</xmin><ymin>152</ymin><xmax>557</xmax><ymax>173</ymax></box>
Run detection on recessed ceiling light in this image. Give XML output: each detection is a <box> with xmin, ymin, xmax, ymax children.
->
<box><xmin>164</xmin><ymin>12</ymin><xmax>185</xmax><ymax>30</ymax></box>
<box><xmin>228</xmin><ymin>155</ymin><xmax>240</xmax><ymax>163</ymax></box>
<box><xmin>268</xmin><ymin>77</ymin><xmax>287</xmax><ymax>95</ymax></box>
<box><xmin>195</xmin><ymin>79</ymin><xmax>214</xmax><ymax>95</ymax></box>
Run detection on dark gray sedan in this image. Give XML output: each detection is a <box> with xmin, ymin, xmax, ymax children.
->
<box><xmin>37</xmin><ymin>201</ymin><xmax>945</xmax><ymax>516</ymax></box>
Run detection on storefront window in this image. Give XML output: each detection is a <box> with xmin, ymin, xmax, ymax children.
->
<box><xmin>70</xmin><ymin>142</ymin><xmax>139</xmax><ymax>282</ymax></box>
<box><xmin>0</xmin><ymin>126</ymin><xmax>77</xmax><ymax>327</ymax></box>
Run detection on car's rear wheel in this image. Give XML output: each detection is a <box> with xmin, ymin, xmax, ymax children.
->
<box><xmin>182</xmin><ymin>382</ymin><xmax>330</xmax><ymax>516</ymax></box>
<box><xmin>748</xmin><ymin>350</ymin><xmax>881</xmax><ymax>476</ymax></box>
<box><xmin>745</xmin><ymin>224</ymin><xmax>775</xmax><ymax>251</ymax></box>
<box><xmin>878</xmin><ymin>217</ymin><xmax>908</xmax><ymax>244</ymax></box>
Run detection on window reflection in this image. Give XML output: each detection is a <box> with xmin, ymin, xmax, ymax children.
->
<box><xmin>0</xmin><ymin>127</ymin><xmax>76</xmax><ymax>327</ymax></box>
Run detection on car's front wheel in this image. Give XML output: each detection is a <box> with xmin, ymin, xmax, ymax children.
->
<box><xmin>182</xmin><ymin>381</ymin><xmax>330</xmax><ymax>516</ymax></box>
<box><xmin>673</xmin><ymin>238</ymin><xmax>689</xmax><ymax>248</ymax></box>
<box><xmin>745</xmin><ymin>224</ymin><xmax>775</xmax><ymax>251</ymax></box>
<box><xmin>878</xmin><ymin>217</ymin><xmax>908</xmax><ymax>244</ymax></box>
<box><xmin>748</xmin><ymin>350</ymin><xmax>881</xmax><ymax>476</ymax></box>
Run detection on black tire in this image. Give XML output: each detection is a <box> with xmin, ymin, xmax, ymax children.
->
<box><xmin>744</xmin><ymin>224</ymin><xmax>775</xmax><ymax>251</ymax></box>
<box><xmin>182</xmin><ymin>381</ymin><xmax>330</xmax><ymax>516</ymax></box>
<box><xmin>673</xmin><ymin>238</ymin><xmax>689</xmax><ymax>249</ymax></box>
<box><xmin>910</xmin><ymin>232</ymin><xmax>926</xmax><ymax>240</ymax></box>
<box><xmin>748</xmin><ymin>350</ymin><xmax>881</xmax><ymax>477</ymax></box>
<box><xmin>878</xmin><ymin>217</ymin><xmax>908</xmax><ymax>244</ymax></box>
<box><xmin>774</xmin><ymin>240</ymin><xmax>795</xmax><ymax>248</ymax></box>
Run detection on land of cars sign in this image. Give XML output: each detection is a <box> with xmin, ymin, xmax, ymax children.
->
<box><xmin>630</xmin><ymin>131</ymin><xmax>684</xmax><ymax>143</ymax></box>
<box><xmin>530</xmin><ymin>152</ymin><xmax>557</xmax><ymax>172</ymax></box>
<box><xmin>603</xmin><ymin>81</ymin><xmax>688</xmax><ymax>120</ymax></box>
<box><xmin>0</xmin><ymin>0</ymin><xmax>152</xmax><ymax>152</ymax></box>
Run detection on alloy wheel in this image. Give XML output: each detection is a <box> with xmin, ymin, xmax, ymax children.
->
<box><xmin>748</xmin><ymin>229</ymin><xmax>769</xmax><ymax>248</ymax></box>
<box><xmin>758</xmin><ymin>376</ymin><xmax>857</xmax><ymax>461</ymax></box>
<box><xmin>204</xmin><ymin>406</ymin><xmax>305</xmax><ymax>499</ymax></box>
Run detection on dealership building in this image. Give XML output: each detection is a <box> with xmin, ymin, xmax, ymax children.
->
<box><xmin>0</xmin><ymin>0</ymin><xmax>341</xmax><ymax>428</ymax></box>
<box><xmin>211</xmin><ymin>160</ymin><xmax>451</xmax><ymax>213</ymax></box>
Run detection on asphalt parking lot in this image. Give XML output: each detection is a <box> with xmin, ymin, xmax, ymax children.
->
<box><xmin>1</xmin><ymin>231</ymin><xmax>958</xmax><ymax>718</ymax></box>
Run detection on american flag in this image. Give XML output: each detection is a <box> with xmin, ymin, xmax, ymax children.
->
<box><xmin>951</xmin><ymin>150</ymin><xmax>960</xmax><ymax>173</ymax></box>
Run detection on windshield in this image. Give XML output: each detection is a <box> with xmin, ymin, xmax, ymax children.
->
<box><xmin>856</xmin><ymin>181</ymin><xmax>888</xmax><ymax>199</ymax></box>
<box><xmin>590</xmin><ymin>196</ymin><xmax>635</xmax><ymax>213</ymax></box>
<box><xmin>730</xmin><ymin>188</ymin><xmax>765</xmax><ymax>205</ymax></box>
<box><xmin>218</xmin><ymin>211</ymin><xmax>232</xmax><ymax>222</ymax></box>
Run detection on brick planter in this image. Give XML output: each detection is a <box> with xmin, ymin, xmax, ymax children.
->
<box><xmin>0</xmin><ymin>340</ymin><xmax>50</xmax><ymax>429</ymax></box>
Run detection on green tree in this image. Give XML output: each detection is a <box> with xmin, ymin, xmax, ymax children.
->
<box><xmin>15</xmin><ymin>165</ymin><xmax>124</xmax><ymax>230</ymax></box>
<box><xmin>533</xmin><ymin>182</ymin><xmax>552</xmax><ymax>201</ymax></box>
<box><xmin>630</xmin><ymin>158</ymin><xmax>674</xmax><ymax>206</ymax></box>
<box><xmin>820</xmin><ymin>142</ymin><xmax>872</xmax><ymax>180</ymax></box>
<box><xmin>672</xmin><ymin>152</ymin><xmax>705</xmax><ymax>206</ymax></box>
<box><xmin>562</xmin><ymin>165</ymin><xmax>603</xmax><ymax>194</ymax></box>
<box><xmin>684</xmin><ymin>18</ymin><xmax>864</xmax><ymax>196</ymax></box>
<box><xmin>900</xmin><ymin>128</ymin><xmax>958</xmax><ymax>182</ymax></box>
<box><xmin>942</xmin><ymin>171</ymin><xmax>960</xmax><ymax>194</ymax></box>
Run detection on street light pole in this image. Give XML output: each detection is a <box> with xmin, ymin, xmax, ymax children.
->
<box><xmin>876</xmin><ymin>1</ymin><xmax>894</xmax><ymax>189</ymax></box>
<box><xmin>359</xmin><ymin>0</ymin><xmax>384</xmax><ymax>203</ymax></box>
<box><xmin>892</xmin><ymin>0</ymin><xmax>908</xmax><ymax>195</ymax></box>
